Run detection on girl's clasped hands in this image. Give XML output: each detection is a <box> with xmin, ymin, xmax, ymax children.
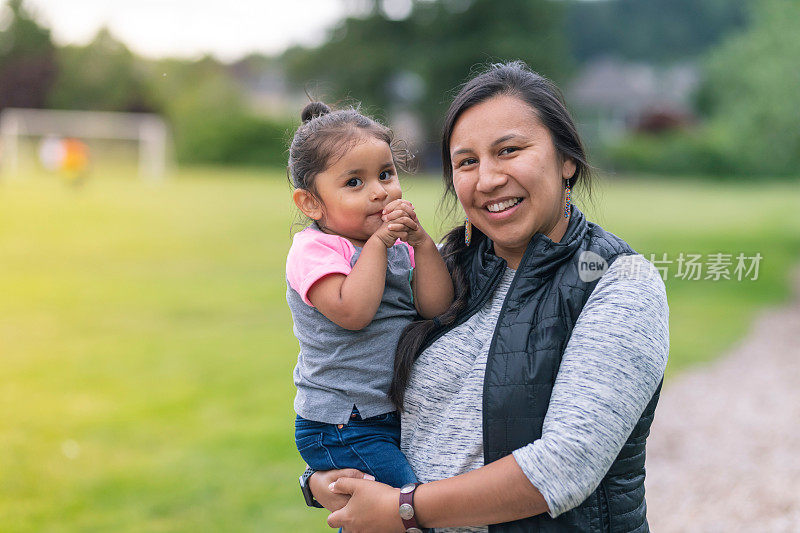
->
<box><xmin>375</xmin><ymin>199</ymin><xmax>427</xmax><ymax>249</ymax></box>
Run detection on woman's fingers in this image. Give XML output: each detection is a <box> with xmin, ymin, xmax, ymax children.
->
<box><xmin>327</xmin><ymin>478</ymin><xmax>368</xmax><ymax>529</ymax></box>
<box><xmin>309</xmin><ymin>469</ymin><xmax>368</xmax><ymax>511</ymax></box>
<box><xmin>326</xmin><ymin>478</ymin><xmax>403</xmax><ymax>532</ymax></box>
<box><xmin>326</xmin><ymin>478</ymin><xmax>360</xmax><ymax>528</ymax></box>
<box><xmin>341</xmin><ymin>469</ymin><xmax>373</xmax><ymax>480</ymax></box>
<box><xmin>329</xmin><ymin>476</ymin><xmax>361</xmax><ymax>495</ymax></box>
<box><xmin>314</xmin><ymin>468</ymin><xmax>366</xmax><ymax>486</ymax></box>
<box><xmin>327</xmin><ymin>511</ymin><xmax>343</xmax><ymax>529</ymax></box>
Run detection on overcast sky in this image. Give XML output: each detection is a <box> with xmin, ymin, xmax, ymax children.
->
<box><xmin>22</xmin><ymin>0</ymin><xmax>353</xmax><ymax>61</ymax></box>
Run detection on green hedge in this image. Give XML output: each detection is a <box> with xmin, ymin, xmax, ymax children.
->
<box><xmin>605</xmin><ymin>124</ymin><xmax>800</xmax><ymax>179</ymax></box>
<box><xmin>173</xmin><ymin>111</ymin><xmax>296</xmax><ymax>168</ymax></box>
<box><xmin>604</xmin><ymin>130</ymin><xmax>733</xmax><ymax>177</ymax></box>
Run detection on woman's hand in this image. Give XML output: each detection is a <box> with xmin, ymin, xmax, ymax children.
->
<box><xmin>327</xmin><ymin>477</ymin><xmax>405</xmax><ymax>533</ymax></box>
<box><xmin>307</xmin><ymin>469</ymin><xmax>375</xmax><ymax>512</ymax></box>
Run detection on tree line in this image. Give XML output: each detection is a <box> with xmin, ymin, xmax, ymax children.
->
<box><xmin>1</xmin><ymin>0</ymin><xmax>796</xmax><ymax>176</ymax></box>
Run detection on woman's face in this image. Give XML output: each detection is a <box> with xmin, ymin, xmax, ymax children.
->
<box><xmin>449</xmin><ymin>94</ymin><xmax>576</xmax><ymax>268</ymax></box>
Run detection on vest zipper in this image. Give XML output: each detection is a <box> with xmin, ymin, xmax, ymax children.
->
<box><xmin>600</xmin><ymin>481</ymin><xmax>611</xmax><ymax>533</ymax></box>
<box><xmin>481</xmin><ymin>243</ymin><xmax>538</xmax><ymax>459</ymax></box>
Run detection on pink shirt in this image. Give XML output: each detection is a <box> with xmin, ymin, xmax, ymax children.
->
<box><xmin>286</xmin><ymin>224</ymin><xmax>418</xmax><ymax>423</ymax></box>
<box><xmin>286</xmin><ymin>226</ymin><xmax>415</xmax><ymax>306</ymax></box>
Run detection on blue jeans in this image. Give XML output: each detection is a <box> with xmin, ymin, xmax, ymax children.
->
<box><xmin>295</xmin><ymin>408</ymin><xmax>417</xmax><ymax>488</ymax></box>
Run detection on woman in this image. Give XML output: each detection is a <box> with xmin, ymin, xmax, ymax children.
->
<box><xmin>306</xmin><ymin>61</ymin><xmax>669</xmax><ymax>532</ymax></box>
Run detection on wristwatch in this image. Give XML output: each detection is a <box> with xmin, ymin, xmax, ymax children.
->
<box><xmin>299</xmin><ymin>467</ymin><xmax>324</xmax><ymax>508</ymax></box>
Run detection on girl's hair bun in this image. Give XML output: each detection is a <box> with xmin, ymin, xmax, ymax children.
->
<box><xmin>301</xmin><ymin>102</ymin><xmax>331</xmax><ymax>123</ymax></box>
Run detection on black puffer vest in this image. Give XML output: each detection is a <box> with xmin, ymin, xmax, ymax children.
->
<box><xmin>424</xmin><ymin>206</ymin><xmax>661</xmax><ymax>532</ymax></box>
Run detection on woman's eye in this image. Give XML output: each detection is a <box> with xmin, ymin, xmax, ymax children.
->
<box><xmin>456</xmin><ymin>157</ymin><xmax>477</xmax><ymax>168</ymax></box>
<box><xmin>500</xmin><ymin>147</ymin><xmax>519</xmax><ymax>155</ymax></box>
<box><xmin>346</xmin><ymin>178</ymin><xmax>363</xmax><ymax>187</ymax></box>
<box><xmin>379</xmin><ymin>170</ymin><xmax>394</xmax><ymax>181</ymax></box>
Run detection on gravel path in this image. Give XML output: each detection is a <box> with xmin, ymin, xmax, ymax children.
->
<box><xmin>645</xmin><ymin>266</ymin><xmax>800</xmax><ymax>532</ymax></box>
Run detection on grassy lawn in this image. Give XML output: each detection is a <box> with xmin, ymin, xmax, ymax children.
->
<box><xmin>1</xmin><ymin>166</ymin><xmax>798</xmax><ymax>531</ymax></box>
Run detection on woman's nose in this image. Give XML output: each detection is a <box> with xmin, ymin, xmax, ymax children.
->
<box><xmin>476</xmin><ymin>162</ymin><xmax>508</xmax><ymax>193</ymax></box>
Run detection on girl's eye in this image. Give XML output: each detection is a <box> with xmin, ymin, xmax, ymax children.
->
<box><xmin>379</xmin><ymin>170</ymin><xmax>394</xmax><ymax>181</ymax></box>
<box><xmin>500</xmin><ymin>147</ymin><xmax>519</xmax><ymax>155</ymax></box>
<box><xmin>346</xmin><ymin>178</ymin><xmax>363</xmax><ymax>187</ymax></box>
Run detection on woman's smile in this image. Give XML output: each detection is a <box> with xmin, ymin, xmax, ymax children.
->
<box><xmin>449</xmin><ymin>94</ymin><xmax>576</xmax><ymax>267</ymax></box>
<box><xmin>484</xmin><ymin>197</ymin><xmax>523</xmax><ymax>216</ymax></box>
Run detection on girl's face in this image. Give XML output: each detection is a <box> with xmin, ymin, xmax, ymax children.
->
<box><xmin>449</xmin><ymin>94</ymin><xmax>576</xmax><ymax>268</ymax></box>
<box><xmin>298</xmin><ymin>135</ymin><xmax>402</xmax><ymax>246</ymax></box>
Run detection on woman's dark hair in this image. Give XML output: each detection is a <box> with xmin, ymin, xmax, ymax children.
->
<box><xmin>390</xmin><ymin>60</ymin><xmax>594</xmax><ymax>410</ymax></box>
<box><xmin>288</xmin><ymin>101</ymin><xmax>411</xmax><ymax>196</ymax></box>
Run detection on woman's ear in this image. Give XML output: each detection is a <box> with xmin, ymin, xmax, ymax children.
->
<box><xmin>561</xmin><ymin>157</ymin><xmax>577</xmax><ymax>180</ymax></box>
<box><xmin>293</xmin><ymin>188</ymin><xmax>324</xmax><ymax>221</ymax></box>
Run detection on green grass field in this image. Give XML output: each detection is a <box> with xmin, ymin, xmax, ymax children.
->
<box><xmin>1</xmin><ymin>166</ymin><xmax>799</xmax><ymax>531</ymax></box>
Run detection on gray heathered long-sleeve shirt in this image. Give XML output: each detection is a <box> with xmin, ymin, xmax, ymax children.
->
<box><xmin>400</xmin><ymin>254</ymin><xmax>669</xmax><ymax>532</ymax></box>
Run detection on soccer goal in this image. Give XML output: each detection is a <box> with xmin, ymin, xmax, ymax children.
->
<box><xmin>0</xmin><ymin>108</ymin><xmax>170</xmax><ymax>180</ymax></box>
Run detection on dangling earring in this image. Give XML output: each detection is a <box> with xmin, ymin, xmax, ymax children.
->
<box><xmin>464</xmin><ymin>217</ymin><xmax>472</xmax><ymax>246</ymax></box>
<box><xmin>564</xmin><ymin>179</ymin><xmax>571</xmax><ymax>218</ymax></box>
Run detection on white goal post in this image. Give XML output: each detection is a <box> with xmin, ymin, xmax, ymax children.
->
<box><xmin>0</xmin><ymin>108</ymin><xmax>170</xmax><ymax>180</ymax></box>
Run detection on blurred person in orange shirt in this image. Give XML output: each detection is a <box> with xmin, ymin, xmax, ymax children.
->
<box><xmin>61</xmin><ymin>138</ymin><xmax>89</xmax><ymax>186</ymax></box>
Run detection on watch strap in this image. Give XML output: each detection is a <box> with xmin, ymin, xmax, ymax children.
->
<box><xmin>299</xmin><ymin>467</ymin><xmax>324</xmax><ymax>508</ymax></box>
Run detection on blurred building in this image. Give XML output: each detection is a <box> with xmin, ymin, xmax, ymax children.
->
<box><xmin>568</xmin><ymin>57</ymin><xmax>700</xmax><ymax>144</ymax></box>
<box><xmin>228</xmin><ymin>58</ymin><xmax>307</xmax><ymax>119</ymax></box>
<box><xmin>229</xmin><ymin>59</ymin><xmax>428</xmax><ymax>160</ymax></box>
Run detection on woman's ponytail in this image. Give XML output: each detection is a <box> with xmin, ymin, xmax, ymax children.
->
<box><xmin>389</xmin><ymin>224</ymin><xmax>483</xmax><ymax>410</ymax></box>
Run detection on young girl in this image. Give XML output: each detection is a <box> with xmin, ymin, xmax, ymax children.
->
<box><xmin>286</xmin><ymin>102</ymin><xmax>454</xmax><ymax>488</ymax></box>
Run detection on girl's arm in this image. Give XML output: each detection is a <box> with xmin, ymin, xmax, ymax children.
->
<box><xmin>409</xmin><ymin>236</ymin><xmax>454</xmax><ymax>318</ymax></box>
<box><xmin>382</xmin><ymin>200</ymin><xmax>454</xmax><ymax>318</ymax></box>
<box><xmin>307</xmin><ymin>223</ymin><xmax>408</xmax><ymax>330</ymax></box>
